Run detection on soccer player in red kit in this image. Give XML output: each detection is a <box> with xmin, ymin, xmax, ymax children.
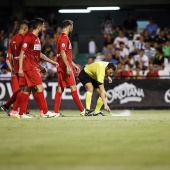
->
<box><xmin>54</xmin><ymin>20</ymin><xmax>92</xmax><ymax>116</ymax></box>
<box><xmin>0</xmin><ymin>20</ymin><xmax>29</xmax><ymax>115</ymax></box>
<box><xmin>15</xmin><ymin>17</ymin><xmax>59</xmax><ymax>118</ymax></box>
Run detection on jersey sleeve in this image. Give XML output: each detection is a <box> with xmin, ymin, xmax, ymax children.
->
<box><xmin>21</xmin><ymin>35</ymin><xmax>32</xmax><ymax>52</ymax></box>
<box><xmin>96</xmin><ymin>67</ymin><xmax>105</xmax><ymax>83</ymax></box>
<box><xmin>59</xmin><ymin>36</ymin><xmax>68</xmax><ymax>51</ymax></box>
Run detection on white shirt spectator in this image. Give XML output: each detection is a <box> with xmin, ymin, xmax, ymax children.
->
<box><xmin>120</xmin><ymin>47</ymin><xmax>129</xmax><ymax>59</ymax></box>
<box><xmin>134</xmin><ymin>53</ymin><xmax>149</xmax><ymax>68</ymax></box>
<box><xmin>114</xmin><ymin>37</ymin><xmax>129</xmax><ymax>48</ymax></box>
<box><xmin>88</xmin><ymin>40</ymin><xmax>96</xmax><ymax>54</ymax></box>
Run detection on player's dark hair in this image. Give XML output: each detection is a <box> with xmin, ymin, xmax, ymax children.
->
<box><xmin>33</xmin><ymin>17</ymin><xmax>45</xmax><ymax>29</ymax></box>
<box><xmin>62</xmin><ymin>20</ymin><xmax>73</xmax><ymax>29</ymax></box>
<box><xmin>13</xmin><ymin>20</ymin><xmax>29</xmax><ymax>35</ymax></box>
<box><xmin>20</xmin><ymin>20</ymin><xmax>29</xmax><ymax>27</ymax></box>
<box><xmin>108</xmin><ymin>62</ymin><xmax>117</xmax><ymax>71</ymax></box>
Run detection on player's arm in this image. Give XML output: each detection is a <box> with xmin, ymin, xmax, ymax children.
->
<box><xmin>18</xmin><ymin>50</ymin><xmax>25</xmax><ymax>77</ymax></box>
<box><xmin>98</xmin><ymin>84</ymin><xmax>110</xmax><ymax>112</ymax></box>
<box><xmin>6</xmin><ymin>54</ymin><xmax>13</xmax><ymax>73</ymax></box>
<box><xmin>60</xmin><ymin>50</ymin><xmax>71</xmax><ymax>75</ymax></box>
<box><xmin>40</xmin><ymin>53</ymin><xmax>59</xmax><ymax>67</ymax></box>
<box><xmin>72</xmin><ymin>61</ymin><xmax>80</xmax><ymax>74</ymax></box>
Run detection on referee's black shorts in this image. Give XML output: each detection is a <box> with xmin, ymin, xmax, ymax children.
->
<box><xmin>78</xmin><ymin>68</ymin><xmax>100</xmax><ymax>89</ymax></box>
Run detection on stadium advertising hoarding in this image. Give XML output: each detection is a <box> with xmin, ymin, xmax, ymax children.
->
<box><xmin>0</xmin><ymin>79</ymin><xmax>170</xmax><ymax>109</ymax></box>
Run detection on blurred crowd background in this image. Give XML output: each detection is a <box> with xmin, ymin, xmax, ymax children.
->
<box><xmin>0</xmin><ymin>0</ymin><xmax>170</xmax><ymax>80</ymax></box>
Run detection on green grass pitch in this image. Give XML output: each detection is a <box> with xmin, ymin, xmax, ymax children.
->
<box><xmin>0</xmin><ymin>109</ymin><xmax>170</xmax><ymax>170</ymax></box>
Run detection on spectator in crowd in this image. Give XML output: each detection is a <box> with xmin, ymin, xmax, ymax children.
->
<box><xmin>153</xmin><ymin>47</ymin><xmax>164</xmax><ymax>70</ymax></box>
<box><xmin>44</xmin><ymin>21</ymin><xmax>55</xmax><ymax>38</ymax></box>
<box><xmin>154</xmin><ymin>29</ymin><xmax>168</xmax><ymax>46</ymax></box>
<box><xmin>133</xmin><ymin>67</ymin><xmax>144</xmax><ymax>79</ymax></box>
<box><xmin>116</xmin><ymin>64</ymin><xmax>132</xmax><ymax>80</ymax></box>
<box><xmin>119</xmin><ymin>42</ymin><xmax>129</xmax><ymax>65</ymax></box>
<box><xmin>134</xmin><ymin>34</ymin><xmax>145</xmax><ymax>53</ymax></box>
<box><xmin>54</xmin><ymin>26</ymin><xmax>61</xmax><ymax>40</ymax></box>
<box><xmin>47</xmin><ymin>13</ymin><xmax>58</xmax><ymax>30</ymax></box>
<box><xmin>40</xmin><ymin>50</ymin><xmax>57</xmax><ymax>79</ymax></box>
<box><xmin>100</xmin><ymin>12</ymin><xmax>115</xmax><ymax>38</ymax></box>
<box><xmin>112</xmin><ymin>25</ymin><xmax>121</xmax><ymax>40</ymax></box>
<box><xmin>102</xmin><ymin>42</ymin><xmax>114</xmax><ymax>57</ymax></box>
<box><xmin>162</xmin><ymin>39</ymin><xmax>170</xmax><ymax>61</ymax></box>
<box><xmin>112</xmin><ymin>48</ymin><xmax>122</xmax><ymax>65</ymax></box>
<box><xmin>0</xmin><ymin>66</ymin><xmax>11</xmax><ymax>80</ymax></box>
<box><xmin>88</xmin><ymin>36</ymin><xmax>97</xmax><ymax>54</ymax></box>
<box><xmin>146</xmin><ymin>63</ymin><xmax>159</xmax><ymax>79</ymax></box>
<box><xmin>0</xmin><ymin>54</ymin><xmax>8</xmax><ymax>74</ymax></box>
<box><xmin>145</xmin><ymin>17</ymin><xmax>158</xmax><ymax>37</ymax></box>
<box><xmin>113</xmin><ymin>30</ymin><xmax>129</xmax><ymax>48</ymax></box>
<box><xmin>103</xmin><ymin>52</ymin><xmax>115</xmax><ymax>63</ymax></box>
<box><xmin>86</xmin><ymin>56</ymin><xmax>95</xmax><ymax>65</ymax></box>
<box><xmin>144</xmin><ymin>40</ymin><xmax>156</xmax><ymax>64</ymax></box>
<box><xmin>103</xmin><ymin>34</ymin><xmax>114</xmax><ymax>46</ymax></box>
<box><xmin>42</xmin><ymin>32</ymin><xmax>55</xmax><ymax>55</ymax></box>
<box><xmin>9</xmin><ymin>19</ymin><xmax>20</xmax><ymax>35</ymax></box>
<box><xmin>134</xmin><ymin>49</ymin><xmax>149</xmax><ymax>70</ymax></box>
<box><xmin>3</xmin><ymin>32</ymin><xmax>13</xmax><ymax>51</ymax></box>
<box><xmin>72</xmin><ymin>33</ymin><xmax>79</xmax><ymax>58</ymax></box>
<box><xmin>123</xmin><ymin>13</ymin><xmax>138</xmax><ymax>40</ymax></box>
<box><xmin>142</xmin><ymin>29</ymin><xmax>152</xmax><ymax>42</ymax></box>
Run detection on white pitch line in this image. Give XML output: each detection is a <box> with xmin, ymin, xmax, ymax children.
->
<box><xmin>109</xmin><ymin>110</ymin><xmax>131</xmax><ymax>117</ymax></box>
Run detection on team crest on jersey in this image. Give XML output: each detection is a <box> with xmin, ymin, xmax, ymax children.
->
<box><xmin>62</xmin><ymin>43</ymin><xmax>65</xmax><ymax>47</ymax></box>
<box><xmin>34</xmin><ymin>44</ymin><xmax>41</xmax><ymax>50</ymax></box>
<box><xmin>23</xmin><ymin>43</ymin><xmax>27</xmax><ymax>48</ymax></box>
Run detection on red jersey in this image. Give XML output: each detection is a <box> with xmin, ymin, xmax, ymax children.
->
<box><xmin>21</xmin><ymin>32</ymin><xmax>41</xmax><ymax>71</ymax></box>
<box><xmin>56</xmin><ymin>33</ymin><xmax>72</xmax><ymax>72</ymax></box>
<box><xmin>146</xmin><ymin>71</ymin><xmax>159</xmax><ymax>79</ymax></box>
<box><xmin>7</xmin><ymin>34</ymin><xmax>24</xmax><ymax>74</ymax></box>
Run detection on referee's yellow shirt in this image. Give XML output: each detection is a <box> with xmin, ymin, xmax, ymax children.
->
<box><xmin>84</xmin><ymin>61</ymin><xmax>109</xmax><ymax>83</ymax></box>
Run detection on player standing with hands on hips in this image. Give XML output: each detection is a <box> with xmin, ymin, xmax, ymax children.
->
<box><xmin>54</xmin><ymin>20</ymin><xmax>93</xmax><ymax>116</ymax></box>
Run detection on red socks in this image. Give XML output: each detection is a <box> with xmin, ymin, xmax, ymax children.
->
<box><xmin>33</xmin><ymin>92</ymin><xmax>48</xmax><ymax>114</ymax></box>
<box><xmin>5</xmin><ymin>90</ymin><xmax>20</xmax><ymax>108</ymax></box>
<box><xmin>19</xmin><ymin>93</ymin><xmax>29</xmax><ymax>115</ymax></box>
<box><xmin>71</xmin><ymin>90</ymin><xmax>84</xmax><ymax>112</ymax></box>
<box><xmin>12</xmin><ymin>91</ymin><xmax>22</xmax><ymax>111</ymax></box>
<box><xmin>54</xmin><ymin>91</ymin><xmax>62</xmax><ymax>113</ymax></box>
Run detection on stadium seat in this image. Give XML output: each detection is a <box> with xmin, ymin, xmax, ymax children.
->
<box><xmin>158</xmin><ymin>69</ymin><xmax>170</xmax><ymax>79</ymax></box>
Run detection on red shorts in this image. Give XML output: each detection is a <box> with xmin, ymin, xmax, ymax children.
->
<box><xmin>23</xmin><ymin>70</ymin><xmax>42</xmax><ymax>87</ymax></box>
<box><xmin>11</xmin><ymin>75</ymin><xmax>20</xmax><ymax>93</ymax></box>
<box><xmin>58</xmin><ymin>71</ymin><xmax>76</xmax><ymax>88</ymax></box>
<box><xmin>19</xmin><ymin>75</ymin><xmax>27</xmax><ymax>87</ymax></box>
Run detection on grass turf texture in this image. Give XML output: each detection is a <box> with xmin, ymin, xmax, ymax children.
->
<box><xmin>0</xmin><ymin>110</ymin><xmax>170</xmax><ymax>170</ymax></box>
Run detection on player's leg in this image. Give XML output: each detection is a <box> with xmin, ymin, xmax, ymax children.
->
<box><xmin>54</xmin><ymin>86</ymin><xmax>64</xmax><ymax>116</ymax></box>
<box><xmin>92</xmin><ymin>88</ymin><xmax>106</xmax><ymax>116</ymax></box>
<box><xmin>70</xmin><ymin>85</ymin><xmax>85</xmax><ymax>112</ymax></box>
<box><xmin>18</xmin><ymin>86</ymin><xmax>32</xmax><ymax>117</ymax></box>
<box><xmin>84</xmin><ymin>83</ymin><xmax>93</xmax><ymax>110</ymax></box>
<box><xmin>0</xmin><ymin>75</ymin><xmax>20</xmax><ymax>115</ymax></box>
<box><xmin>78</xmin><ymin>69</ymin><xmax>94</xmax><ymax>113</ymax></box>
<box><xmin>32</xmin><ymin>84</ymin><xmax>56</xmax><ymax>118</ymax></box>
